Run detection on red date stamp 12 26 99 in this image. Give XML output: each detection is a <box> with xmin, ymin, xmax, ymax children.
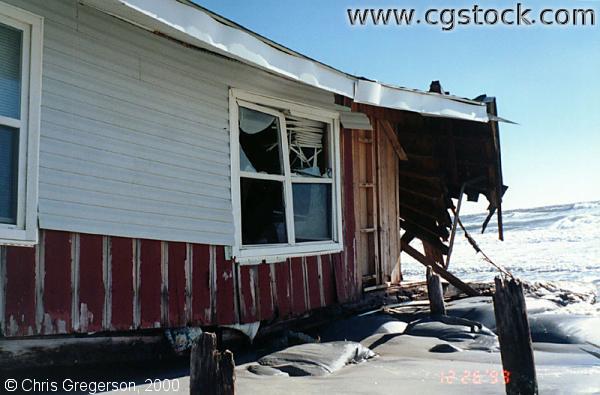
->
<box><xmin>440</xmin><ymin>369</ymin><xmax>511</xmax><ymax>385</ymax></box>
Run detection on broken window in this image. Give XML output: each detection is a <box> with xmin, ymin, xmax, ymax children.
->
<box><xmin>287</xmin><ymin>115</ymin><xmax>331</xmax><ymax>178</ymax></box>
<box><xmin>239</xmin><ymin>106</ymin><xmax>282</xmax><ymax>174</ymax></box>
<box><xmin>234</xmin><ymin>96</ymin><xmax>341</xmax><ymax>257</ymax></box>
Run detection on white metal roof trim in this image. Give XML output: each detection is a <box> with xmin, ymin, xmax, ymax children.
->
<box><xmin>81</xmin><ymin>0</ymin><xmax>489</xmax><ymax>122</ymax></box>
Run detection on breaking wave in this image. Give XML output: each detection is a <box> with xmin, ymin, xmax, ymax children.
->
<box><xmin>402</xmin><ymin>200</ymin><xmax>600</xmax><ymax>291</ymax></box>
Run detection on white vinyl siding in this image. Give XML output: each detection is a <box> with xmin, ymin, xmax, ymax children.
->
<box><xmin>2</xmin><ymin>0</ymin><xmax>335</xmax><ymax>246</ymax></box>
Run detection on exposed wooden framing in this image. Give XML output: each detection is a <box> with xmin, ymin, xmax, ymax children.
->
<box><xmin>353</xmin><ymin>127</ymin><xmax>381</xmax><ymax>287</ymax></box>
<box><xmin>400</xmin><ymin>222</ymin><xmax>448</xmax><ymax>256</ymax></box>
<box><xmin>376</xmin><ymin>121</ymin><xmax>401</xmax><ymax>283</ymax></box>
<box><xmin>398</xmin><ymin>169</ymin><xmax>443</xmax><ymax>182</ymax></box>
<box><xmin>379</xmin><ymin>120</ymin><xmax>408</xmax><ymax>161</ymax></box>
<box><xmin>399</xmin><ymin>186</ymin><xmax>443</xmax><ymax>203</ymax></box>
<box><xmin>486</xmin><ymin>98</ymin><xmax>504</xmax><ymax>241</ymax></box>
<box><xmin>401</xmin><ymin>240</ymin><xmax>477</xmax><ymax>296</ymax></box>
<box><xmin>400</xmin><ymin>203</ymin><xmax>447</xmax><ymax>224</ymax></box>
<box><xmin>400</xmin><ymin>232</ymin><xmax>415</xmax><ymax>245</ymax></box>
<box><xmin>423</xmin><ymin>241</ymin><xmax>445</xmax><ymax>269</ymax></box>
<box><xmin>400</xmin><ymin>218</ymin><xmax>448</xmax><ymax>245</ymax></box>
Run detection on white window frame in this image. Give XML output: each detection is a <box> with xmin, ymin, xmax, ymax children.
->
<box><xmin>0</xmin><ymin>2</ymin><xmax>42</xmax><ymax>246</ymax></box>
<box><xmin>229</xmin><ymin>89</ymin><xmax>343</xmax><ymax>264</ymax></box>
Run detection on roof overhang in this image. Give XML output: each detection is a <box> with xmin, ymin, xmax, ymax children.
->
<box><xmin>81</xmin><ymin>0</ymin><xmax>490</xmax><ymax>122</ymax></box>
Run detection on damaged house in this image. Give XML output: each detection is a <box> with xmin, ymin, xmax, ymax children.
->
<box><xmin>0</xmin><ymin>0</ymin><xmax>505</xmax><ymax>358</ymax></box>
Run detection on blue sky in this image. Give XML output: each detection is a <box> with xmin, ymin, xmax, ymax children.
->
<box><xmin>197</xmin><ymin>0</ymin><xmax>600</xmax><ymax>211</ymax></box>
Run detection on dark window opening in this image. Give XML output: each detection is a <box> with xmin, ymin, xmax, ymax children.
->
<box><xmin>241</xmin><ymin>178</ymin><xmax>287</xmax><ymax>245</ymax></box>
<box><xmin>0</xmin><ymin>126</ymin><xmax>19</xmax><ymax>224</ymax></box>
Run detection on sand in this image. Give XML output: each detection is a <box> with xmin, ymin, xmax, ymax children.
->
<box><xmin>94</xmin><ymin>293</ymin><xmax>600</xmax><ymax>394</ymax></box>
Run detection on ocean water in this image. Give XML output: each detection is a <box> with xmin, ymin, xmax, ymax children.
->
<box><xmin>402</xmin><ymin>200</ymin><xmax>600</xmax><ymax>293</ymax></box>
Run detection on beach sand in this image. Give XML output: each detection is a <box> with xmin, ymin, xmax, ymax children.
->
<box><xmin>232</xmin><ymin>296</ymin><xmax>600</xmax><ymax>395</ymax></box>
<box><xmin>18</xmin><ymin>283</ymin><xmax>598</xmax><ymax>394</ymax></box>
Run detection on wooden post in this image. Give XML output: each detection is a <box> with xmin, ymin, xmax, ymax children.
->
<box><xmin>190</xmin><ymin>332</ymin><xmax>236</xmax><ymax>395</ymax></box>
<box><xmin>426</xmin><ymin>266</ymin><xmax>446</xmax><ymax>316</ymax></box>
<box><xmin>493</xmin><ymin>276</ymin><xmax>538</xmax><ymax>395</ymax></box>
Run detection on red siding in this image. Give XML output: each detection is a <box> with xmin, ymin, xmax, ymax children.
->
<box><xmin>110</xmin><ymin>237</ymin><xmax>134</xmax><ymax>330</ymax></box>
<box><xmin>215</xmin><ymin>247</ymin><xmax>235</xmax><ymax>325</ymax></box>
<box><xmin>139</xmin><ymin>239</ymin><xmax>162</xmax><ymax>328</ymax></box>
<box><xmin>273</xmin><ymin>260</ymin><xmax>291</xmax><ymax>319</ymax></box>
<box><xmin>191</xmin><ymin>244</ymin><xmax>211</xmax><ymax>325</ymax></box>
<box><xmin>290</xmin><ymin>257</ymin><xmax>306</xmax><ymax>315</ymax></box>
<box><xmin>257</xmin><ymin>263</ymin><xmax>274</xmax><ymax>320</ymax></box>
<box><xmin>305</xmin><ymin>256</ymin><xmax>321</xmax><ymax>309</ymax></box>
<box><xmin>168</xmin><ymin>242</ymin><xmax>187</xmax><ymax>327</ymax></box>
<box><xmin>342</xmin><ymin>126</ymin><xmax>359</xmax><ymax>301</ymax></box>
<box><xmin>78</xmin><ymin>234</ymin><xmax>104</xmax><ymax>332</ymax></box>
<box><xmin>239</xmin><ymin>265</ymin><xmax>257</xmax><ymax>323</ymax></box>
<box><xmin>320</xmin><ymin>254</ymin><xmax>337</xmax><ymax>306</ymax></box>
<box><xmin>332</xmin><ymin>253</ymin><xmax>347</xmax><ymax>303</ymax></box>
<box><xmin>43</xmin><ymin>231</ymin><xmax>72</xmax><ymax>334</ymax></box>
<box><xmin>4</xmin><ymin>246</ymin><xmax>36</xmax><ymax>336</ymax></box>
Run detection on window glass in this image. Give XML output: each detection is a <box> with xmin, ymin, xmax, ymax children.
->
<box><xmin>239</xmin><ymin>107</ymin><xmax>282</xmax><ymax>174</ymax></box>
<box><xmin>241</xmin><ymin>178</ymin><xmax>287</xmax><ymax>245</ymax></box>
<box><xmin>287</xmin><ymin>115</ymin><xmax>331</xmax><ymax>178</ymax></box>
<box><xmin>0</xmin><ymin>22</ymin><xmax>22</xmax><ymax>119</ymax></box>
<box><xmin>292</xmin><ymin>183</ymin><xmax>332</xmax><ymax>242</ymax></box>
<box><xmin>0</xmin><ymin>125</ymin><xmax>18</xmax><ymax>224</ymax></box>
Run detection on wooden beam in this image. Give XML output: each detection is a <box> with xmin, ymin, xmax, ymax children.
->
<box><xmin>190</xmin><ymin>332</ymin><xmax>236</xmax><ymax>395</ymax></box>
<box><xmin>493</xmin><ymin>277</ymin><xmax>538</xmax><ymax>394</ymax></box>
<box><xmin>401</xmin><ymin>240</ymin><xmax>478</xmax><ymax>296</ymax></box>
<box><xmin>379</xmin><ymin>120</ymin><xmax>408</xmax><ymax>161</ymax></box>
<box><xmin>426</xmin><ymin>266</ymin><xmax>446</xmax><ymax>316</ymax></box>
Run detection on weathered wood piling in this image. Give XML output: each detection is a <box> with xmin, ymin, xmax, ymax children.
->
<box><xmin>190</xmin><ymin>332</ymin><xmax>235</xmax><ymax>395</ymax></box>
<box><xmin>426</xmin><ymin>266</ymin><xmax>446</xmax><ymax>316</ymax></box>
<box><xmin>493</xmin><ymin>276</ymin><xmax>538</xmax><ymax>395</ymax></box>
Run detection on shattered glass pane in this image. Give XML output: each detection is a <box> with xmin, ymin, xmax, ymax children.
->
<box><xmin>241</xmin><ymin>178</ymin><xmax>287</xmax><ymax>245</ymax></box>
<box><xmin>239</xmin><ymin>106</ymin><xmax>282</xmax><ymax>174</ymax></box>
<box><xmin>293</xmin><ymin>183</ymin><xmax>332</xmax><ymax>242</ymax></box>
<box><xmin>287</xmin><ymin>115</ymin><xmax>331</xmax><ymax>178</ymax></box>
